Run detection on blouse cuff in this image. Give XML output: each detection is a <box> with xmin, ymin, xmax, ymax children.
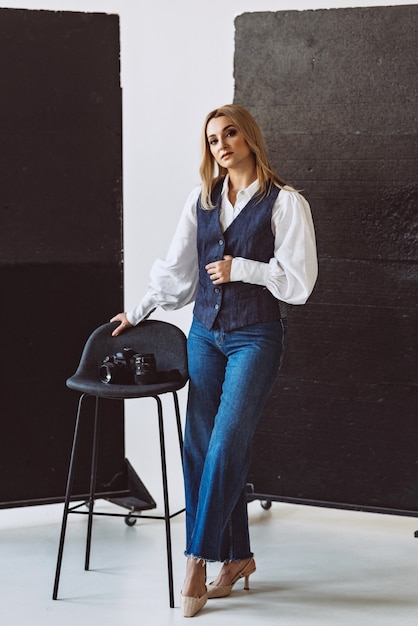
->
<box><xmin>126</xmin><ymin>292</ymin><xmax>157</xmax><ymax>326</ymax></box>
<box><xmin>230</xmin><ymin>257</ymin><xmax>270</xmax><ymax>286</ymax></box>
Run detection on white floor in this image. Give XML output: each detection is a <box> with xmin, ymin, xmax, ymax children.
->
<box><xmin>1</xmin><ymin>498</ymin><xmax>417</xmax><ymax>625</ymax></box>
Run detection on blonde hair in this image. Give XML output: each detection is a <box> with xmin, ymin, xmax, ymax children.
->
<box><xmin>199</xmin><ymin>104</ymin><xmax>288</xmax><ymax>210</ymax></box>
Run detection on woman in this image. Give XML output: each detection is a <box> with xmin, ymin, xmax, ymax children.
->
<box><xmin>111</xmin><ymin>104</ymin><xmax>318</xmax><ymax>617</ymax></box>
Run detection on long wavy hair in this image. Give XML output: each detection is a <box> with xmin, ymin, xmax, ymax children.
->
<box><xmin>199</xmin><ymin>104</ymin><xmax>288</xmax><ymax>210</ymax></box>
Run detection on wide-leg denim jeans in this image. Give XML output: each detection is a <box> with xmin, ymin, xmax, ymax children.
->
<box><xmin>183</xmin><ymin>316</ymin><xmax>287</xmax><ymax>562</ymax></box>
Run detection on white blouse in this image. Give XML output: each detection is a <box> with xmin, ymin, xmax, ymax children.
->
<box><xmin>127</xmin><ymin>176</ymin><xmax>318</xmax><ymax>326</ymax></box>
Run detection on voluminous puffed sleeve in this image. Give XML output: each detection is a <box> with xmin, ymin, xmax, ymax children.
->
<box><xmin>126</xmin><ymin>186</ymin><xmax>200</xmax><ymax>326</ymax></box>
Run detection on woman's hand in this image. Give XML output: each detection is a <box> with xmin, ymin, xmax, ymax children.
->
<box><xmin>110</xmin><ymin>312</ymin><xmax>133</xmax><ymax>336</ymax></box>
<box><xmin>205</xmin><ymin>255</ymin><xmax>233</xmax><ymax>284</ymax></box>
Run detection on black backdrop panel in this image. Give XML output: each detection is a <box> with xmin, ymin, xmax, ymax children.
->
<box><xmin>0</xmin><ymin>9</ymin><xmax>124</xmax><ymax>507</ymax></box>
<box><xmin>234</xmin><ymin>6</ymin><xmax>418</xmax><ymax>514</ymax></box>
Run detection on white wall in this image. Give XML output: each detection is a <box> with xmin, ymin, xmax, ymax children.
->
<box><xmin>1</xmin><ymin>0</ymin><xmax>415</xmax><ymax>520</ymax></box>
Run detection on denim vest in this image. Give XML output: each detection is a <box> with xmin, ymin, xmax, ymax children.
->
<box><xmin>193</xmin><ymin>179</ymin><xmax>286</xmax><ymax>332</ymax></box>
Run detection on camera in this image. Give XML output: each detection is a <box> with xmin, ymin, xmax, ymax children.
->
<box><xmin>99</xmin><ymin>347</ymin><xmax>136</xmax><ymax>384</ymax></box>
<box><xmin>99</xmin><ymin>347</ymin><xmax>157</xmax><ymax>385</ymax></box>
<box><xmin>133</xmin><ymin>353</ymin><xmax>157</xmax><ymax>384</ymax></box>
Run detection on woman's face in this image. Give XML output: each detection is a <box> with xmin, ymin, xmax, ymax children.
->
<box><xmin>206</xmin><ymin>115</ymin><xmax>254</xmax><ymax>172</ymax></box>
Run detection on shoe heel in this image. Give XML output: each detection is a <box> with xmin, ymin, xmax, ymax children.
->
<box><xmin>243</xmin><ymin>559</ymin><xmax>256</xmax><ymax>590</ymax></box>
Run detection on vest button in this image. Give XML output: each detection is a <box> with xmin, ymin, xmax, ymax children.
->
<box><xmin>218</xmin><ymin>239</ymin><xmax>224</xmax><ymax>246</ymax></box>
<box><xmin>214</xmin><ymin>304</ymin><xmax>219</xmax><ymax>310</ymax></box>
<box><xmin>214</xmin><ymin>288</ymin><xmax>220</xmax><ymax>294</ymax></box>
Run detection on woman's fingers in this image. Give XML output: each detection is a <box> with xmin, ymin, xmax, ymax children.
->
<box><xmin>110</xmin><ymin>312</ymin><xmax>132</xmax><ymax>336</ymax></box>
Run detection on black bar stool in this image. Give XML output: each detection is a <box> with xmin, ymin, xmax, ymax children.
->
<box><xmin>52</xmin><ymin>320</ymin><xmax>189</xmax><ymax>607</ymax></box>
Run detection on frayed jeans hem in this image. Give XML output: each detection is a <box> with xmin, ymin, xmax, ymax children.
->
<box><xmin>184</xmin><ymin>551</ymin><xmax>254</xmax><ymax>564</ymax></box>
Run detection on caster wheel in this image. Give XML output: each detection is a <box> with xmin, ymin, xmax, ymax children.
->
<box><xmin>260</xmin><ymin>500</ymin><xmax>272</xmax><ymax>510</ymax></box>
<box><xmin>125</xmin><ymin>513</ymin><xmax>138</xmax><ymax>526</ymax></box>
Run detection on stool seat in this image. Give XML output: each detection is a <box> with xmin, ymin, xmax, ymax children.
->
<box><xmin>67</xmin><ymin>375</ymin><xmax>186</xmax><ymax>398</ymax></box>
<box><xmin>52</xmin><ymin>320</ymin><xmax>188</xmax><ymax>608</ymax></box>
<box><xmin>67</xmin><ymin>318</ymin><xmax>188</xmax><ymax>397</ymax></box>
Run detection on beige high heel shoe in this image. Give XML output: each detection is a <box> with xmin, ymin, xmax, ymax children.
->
<box><xmin>207</xmin><ymin>557</ymin><xmax>256</xmax><ymax>599</ymax></box>
<box><xmin>181</xmin><ymin>557</ymin><xmax>208</xmax><ymax>617</ymax></box>
<box><xmin>180</xmin><ymin>591</ymin><xmax>208</xmax><ymax>617</ymax></box>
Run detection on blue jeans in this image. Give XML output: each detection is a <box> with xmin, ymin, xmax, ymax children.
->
<box><xmin>183</xmin><ymin>316</ymin><xmax>287</xmax><ymax>562</ymax></box>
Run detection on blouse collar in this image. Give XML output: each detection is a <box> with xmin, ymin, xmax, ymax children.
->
<box><xmin>221</xmin><ymin>174</ymin><xmax>260</xmax><ymax>203</ymax></box>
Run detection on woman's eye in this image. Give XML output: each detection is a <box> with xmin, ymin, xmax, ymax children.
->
<box><xmin>209</xmin><ymin>139</ymin><xmax>217</xmax><ymax>145</ymax></box>
<box><xmin>226</xmin><ymin>130</ymin><xmax>236</xmax><ymax>137</ymax></box>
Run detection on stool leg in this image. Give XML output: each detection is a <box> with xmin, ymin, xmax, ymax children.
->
<box><xmin>172</xmin><ymin>391</ymin><xmax>184</xmax><ymax>464</ymax></box>
<box><xmin>52</xmin><ymin>393</ymin><xmax>88</xmax><ymax>600</ymax></box>
<box><xmin>85</xmin><ymin>396</ymin><xmax>100</xmax><ymax>571</ymax></box>
<box><xmin>155</xmin><ymin>396</ymin><xmax>175</xmax><ymax>608</ymax></box>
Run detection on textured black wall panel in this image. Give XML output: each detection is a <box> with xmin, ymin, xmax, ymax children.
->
<box><xmin>0</xmin><ymin>9</ymin><xmax>122</xmax><ymax>265</ymax></box>
<box><xmin>0</xmin><ymin>9</ymin><xmax>124</xmax><ymax>507</ymax></box>
<box><xmin>234</xmin><ymin>5</ymin><xmax>418</xmax><ymax>515</ymax></box>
